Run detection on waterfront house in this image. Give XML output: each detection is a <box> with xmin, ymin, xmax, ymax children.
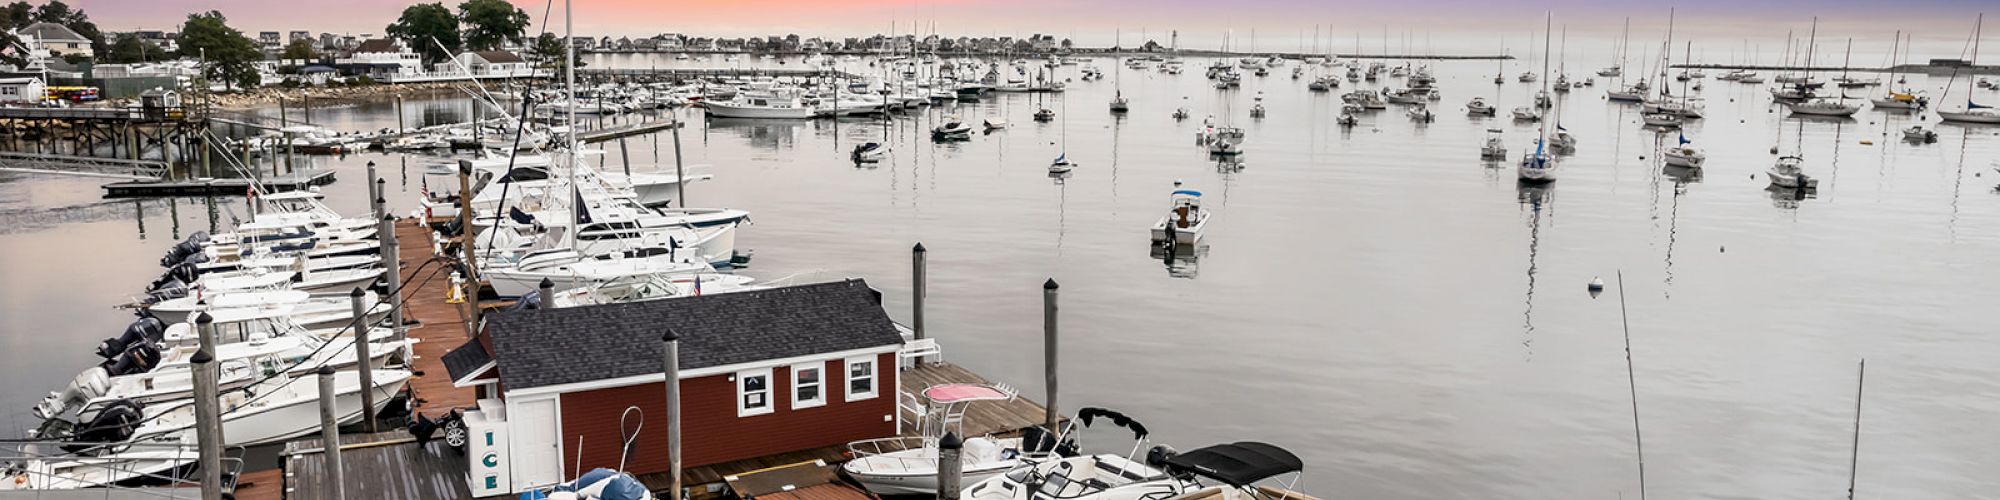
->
<box><xmin>445</xmin><ymin>279</ymin><xmax>909</xmax><ymax>494</ymax></box>
<box><xmin>335</xmin><ymin>39</ymin><xmax>423</xmax><ymax>80</ymax></box>
<box><xmin>0</xmin><ymin>77</ymin><xmax>45</xmax><ymax>103</ymax></box>
<box><xmin>19</xmin><ymin>22</ymin><xmax>92</xmax><ymax>59</ymax></box>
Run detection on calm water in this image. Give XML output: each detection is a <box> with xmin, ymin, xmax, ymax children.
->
<box><xmin>4</xmin><ymin>54</ymin><xmax>2000</xmax><ymax>498</ymax></box>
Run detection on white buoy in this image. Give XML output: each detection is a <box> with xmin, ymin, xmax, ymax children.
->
<box><xmin>1588</xmin><ymin>276</ymin><xmax>1606</xmax><ymax>299</ymax></box>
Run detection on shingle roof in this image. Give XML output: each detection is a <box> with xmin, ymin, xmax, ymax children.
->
<box><xmin>353</xmin><ymin>39</ymin><xmax>399</xmax><ymax>53</ymax></box>
<box><xmin>471</xmin><ymin>51</ymin><xmax>524</xmax><ymax>64</ymax></box>
<box><xmin>22</xmin><ymin>22</ymin><xmax>86</xmax><ymax>43</ymax></box>
<box><xmin>442</xmin><ymin>339</ymin><xmax>494</xmax><ymax>383</ymax></box>
<box><xmin>486</xmin><ymin>279</ymin><xmax>903</xmax><ymax>391</ymax></box>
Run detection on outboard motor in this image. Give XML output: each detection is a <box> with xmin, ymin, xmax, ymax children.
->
<box><xmin>95</xmin><ymin>317</ymin><xmax>163</xmax><ymax>359</ymax></box>
<box><xmin>145</xmin><ymin>280</ymin><xmax>190</xmax><ymax>304</ymax></box>
<box><xmin>34</xmin><ymin>367</ymin><xmax>111</xmax><ymax>420</ymax></box>
<box><xmin>1019</xmin><ymin>425</ymin><xmax>1078</xmax><ymax>457</ymax></box>
<box><xmin>171</xmin><ymin>252</ymin><xmax>211</xmax><ymax>269</ymax></box>
<box><xmin>62</xmin><ymin>399</ymin><xmax>144</xmax><ymax>453</ymax></box>
<box><xmin>102</xmin><ymin>343</ymin><xmax>161</xmax><ymax>377</ymax></box>
<box><xmin>1145</xmin><ymin>444</ymin><xmax>1180</xmax><ymax>469</ymax></box>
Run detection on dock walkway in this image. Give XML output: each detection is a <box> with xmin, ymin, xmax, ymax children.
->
<box><xmin>101</xmin><ymin>169</ymin><xmax>337</xmax><ymax>198</ymax></box>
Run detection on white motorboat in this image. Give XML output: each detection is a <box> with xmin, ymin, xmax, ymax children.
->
<box><xmin>1481</xmin><ymin>129</ymin><xmax>1508</xmax><ymax>160</ymax></box>
<box><xmin>0</xmin><ymin>442</ymin><xmax>204</xmax><ymax>490</ymax></box>
<box><xmin>1767</xmin><ymin>155</ymin><xmax>1819</xmax><ymax>189</ymax></box>
<box><xmin>1406</xmin><ymin>103</ymin><xmax>1434</xmax><ymax>122</ymax></box>
<box><xmin>702</xmin><ymin>88</ymin><xmax>814</xmax><ymax>119</ymax></box>
<box><xmin>1902</xmin><ymin>125</ymin><xmax>1938</xmax><ymax>143</ymax></box>
<box><xmin>484</xmin><ymin>247</ymin><xmax>714</xmax><ymax>298</ymax></box>
<box><xmin>846</xmin><ymin>384</ymin><xmax>1030</xmax><ymax>495</ymax></box>
<box><xmin>932</xmin><ymin>119</ymin><xmax>974</xmax><ymax>141</ymax></box>
<box><xmin>983</xmin><ymin>118</ymin><xmax>1009</xmax><ymax>131</ymax></box>
<box><xmin>1512</xmin><ymin>106</ymin><xmax>1542</xmax><ymax>122</ymax></box>
<box><xmin>146</xmin><ymin>289</ymin><xmax>389</xmax><ymax>333</ymax></box>
<box><xmin>1518</xmin><ymin>71</ymin><xmax>1538</xmax><ymax>83</ymax></box>
<box><xmin>1150</xmin><ymin>186</ymin><xmax>1208</xmax><ymax>245</ymax></box>
<box><xmin>144</xmin><ymin>290</ymin><xmax>309</xmax><ymax>325</ymax></box>
<box><xmin>851</xmin><ymin>142</ymin><xmax>889</xmax><ymax>163</ymax></box>
<box><xmin>1336</xmin><ymin>113</ymin><xmax>1358</xmax><ymax>127</ymax></box>
<box><xmin>963</xmin><ymin>439</ymin><xmax>1313</xmax><ymax>500</ymax></box>
<box><xmin>1206</xmin><ymin>128</ymin><xmax>1244</xmax><ymax>155</ymax></box>
<box><xmin>42</xmin><ymin>328</ymin><xmax>407</xmax><ymax>420</ymax></box>
<box><xmin>547</xmin><ymin>272</ymin><xmax>761</xmax><ymax>307</ymax></box>
<box><xmin>130</xmin><ymin>369</ymin><xmax>412</xmax><ymax>447</ymax></box>
<box><xmin>1466</xmin><ymin>97</ymin><xmax>1496</xmax><ymax>116</ymax></box>
<box><xmin>1642</xmin><ymin>112</ymin><xmax>1683</xmax><ymax>128</ymax></box>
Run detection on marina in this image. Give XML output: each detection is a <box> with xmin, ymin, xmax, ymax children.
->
<box><xmin>2</xmin><ymin>2</ymin><xmax>2000</xmax><ymax>500</ymax></box>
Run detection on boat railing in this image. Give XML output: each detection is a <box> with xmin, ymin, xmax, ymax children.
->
<box><xmin>844</xmin><ymin>436</ymin><xmax>935</xmax><ymax>472</ymax></box>
<box><xmin>1</xmin><ymin>441</ymin><xmax>246</xmax><ymax>494</ymax></box>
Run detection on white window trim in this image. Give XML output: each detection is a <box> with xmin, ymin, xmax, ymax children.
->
<box><xmin>791</xmin><ymin>362</ymin><xmax>826</xmax><ymax>409</ymax></box>
<box><xmin>736</xmin><ymin>368</ymin><xmax>774</xmax><ymax>417</ymax></box>
<box><xmin>844</xmin><ymin>355</ymin><xmax>879</xmax><ymax>402</ymax></box>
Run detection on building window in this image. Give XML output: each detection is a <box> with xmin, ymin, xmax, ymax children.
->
<box><xmin>792</xmin><ymin>362</ymin><xmax>825</xmax><ymax>409</ymax></box>
<box><xmin>845</xmin><ymin>356</ymin><xmax>878</xmax><ymax>402</ymax></box>
<box><xmin>736</xmin><ymin>368</ymin><xmax>772</xmax><ymax>417</ymax></box>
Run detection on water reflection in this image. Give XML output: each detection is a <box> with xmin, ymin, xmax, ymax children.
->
<box><xmin>704</xmin><ymin>117</ymin><xmax>805</xmax><ymax>150</ymax></box>
<box><xmin>1516</xmin><ymin>182</ymin><xmax>1555</xmax><ymax>359</ymax></box>
<box><xmin>1150</xmin><ymin>243</ymin><xmax>1206</xmax><ymax>279</ymax></box>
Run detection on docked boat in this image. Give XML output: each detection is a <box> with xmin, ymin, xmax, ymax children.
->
<box><xmin>1466</xmin><ymin>97</ymin><xmax>1496</xmax><ymax>116</ymax></box>
<box><xmin>962</xmin><ymin>439</ymin><xmax>1312</xmax><ymax>500</ymax></box>
<box><xmin>1150</xmin><ymin>185</ymin><xmax>1209</xmax><ymax>245</ymax></box>
<box><xmin>845</xmin><ymin>384</ymin><xmax>1032</xmax><ymax>495</ymax></box>
<box><xmin>484</xmin><ymin>247</ymin><xmax>713</xmax><ymax>298</ymax></box>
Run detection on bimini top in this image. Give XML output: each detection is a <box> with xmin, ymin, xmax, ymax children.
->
<box><xmin>1163</xmin><ymin>442</ymin><xmax>1304</xmax><ymax>487</ymax></box>
<box><xmin>1077</xmin><ymin>407</ymin><xmax>1148</xmax><ymax>439</ymax></box>
<box><xmin>1171</xmin><ymin>189</ymin><xmax>1203</xmax><ymax>197</ymax></box>
<box><xmin>923</xmin><ymin>383</ymin><xmax>1013</xmax><ymax>404</ymax></box>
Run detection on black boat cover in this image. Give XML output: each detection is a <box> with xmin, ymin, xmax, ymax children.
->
<box><xmin>1162</xmin><ymin>442</ymin><xmax>1303</xmax><ymax>487</ymax></box>
<box><xmin>1077</xmin><ymin>407</ymin><xmax>1147</xmax><ymax>439</ymax></box>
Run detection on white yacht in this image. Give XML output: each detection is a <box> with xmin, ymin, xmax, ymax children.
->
<box><xmin>1150</xmin><ymin>185</ymin><xmax>1209</xmax><ymax>245</ymax></box>
<box><xmin>1767</xmin><ymin>156</ymin><xmax>1819</xmax><ymax>189</ymax></box>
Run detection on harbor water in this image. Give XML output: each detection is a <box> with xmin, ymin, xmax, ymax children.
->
<box><xmin>3</xmin><ymin>54</ymin><xmax>1999</xmax><ymax>498</ymax></box>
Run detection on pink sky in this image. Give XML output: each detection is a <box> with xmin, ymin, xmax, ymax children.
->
<box><xmin>73</xmin><ymin>0</ymin><xmax>1989</xmax><ymax>60</ymax></box>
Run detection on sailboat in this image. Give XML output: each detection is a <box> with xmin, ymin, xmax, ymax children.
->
<box><xmin>1606</xmin><ymin>18</ymin><xmax>1649</xmax><ymax>102</ymax></box>
<box><xmin>1052</xmin><ymin>92</ymin><xmax>1076</xmax><ymax>174</ymax></box>
<box><xmin>1783</xmin><ymin>28</ymin><xmax>1862</xmax><ymax>117</ymax></box>
<box><xmin>1519</xmin><ymin>30</ymin><xmax>1540</xmax><ymax>82</ymax></box>
<box><xmin>1870</xmin><ymin>30</ymin><xmax>1928</xmax><ymax>110</ymax></box>
<box><xmin>1209</xmin><ymin>82</ymin><xmax>1246</xmax><ymax>155</ymax></box>
<box><xmin>1939</xmin><ymin>15</ymin><xmax>2000</xmax><ymax>124</ymax></box>
<box><xmin>1519</xmin><ymin>12</ymin><xmax>1559</xmax><ymax>184</ymax></box>
<box><xmin>1768</xmin><ymin>116</ymin><xmax>1820</xmax><ymax>189</ymax></box>
<box><xmin>1110</xmin><ymin>31</ymin><xmax>1130</xmax><ymax>114</ymax></box>
<box><xmin>1554</xmin><ymin>27</ymin><xmax>1571</xmax><ymax>93</ymax></box>
<box><xmin>1662</xmin><ymin>131</ymin><xmax>1706</xmax><ymax>168</ymax></box>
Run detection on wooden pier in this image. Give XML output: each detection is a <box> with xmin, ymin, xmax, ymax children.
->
<box><xmin>579</xmin><ymin>120</ymin><xmax>682</xmax><ymax>144</ymax></box>
<box><xmin>100</xmin><ymin>169</ymin><xmax>337</xmax><ymax>198</ymax></box>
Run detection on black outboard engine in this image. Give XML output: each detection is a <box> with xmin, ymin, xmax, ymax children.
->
<box><xmin>158</xmin><ymin>232</ymin><xmax>211</xmax><ymax>267</ymax></box>
<box><xmin>170</xmin><ymin>252</ymin><xmax>210</xmax><ymax>269</ymax></box>
<box><xmin>1145</xmin><ymin>445</ymin><xmax>1179</xmax><ymax>469</ymax></box>
<box><xmin>433</xmin><ymin>219</ymin><xmax>464</xmax><ymax>238</ymax></box>
<box><xmin>102</xmin><ymin>343</ymin><xmax>162</xmax><ymax>376</ymax></box>
<box><xmin>95</xmin><ymin>318</ymin><xmax>164</xmax><ymax>359</ymax></box>
<box><xmin>145</xmin><ymin>280</ymin><xmax>190</xmax><ymax>304</ymax></box>
<box><xmin>62</xmin><ymin>399</ymin><xmax>144</xmax><ymax>454</ymax></box>
<box><xmin>1020</xmin><ymin>425</ymin><xmax>1078</xmax><ymax>457</ymax></box>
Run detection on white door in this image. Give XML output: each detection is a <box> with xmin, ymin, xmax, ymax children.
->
<box><xmin>510</xmin><ymin>398</ymin><xmax>563</xmax><ymax>490</ymax></box>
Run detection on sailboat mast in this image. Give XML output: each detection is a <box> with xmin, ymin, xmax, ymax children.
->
<box><xmin>1661</xmin><ymin>8</ymin><xmax>1675</xmax><ymax>99</ymax></box>
<box><xmin>1887</xmin><ymin>30</ymin><xmax>1901</xmax><ymax>84</ymax></box>
<box><xmin>563</xmin><ymin>0</ymin><xmax>580</xmax><ymax>247</ymax></box>
<box><xmin>1847</xmin><ymin>359</ymin><xmax>1866</xmax><ymax>500</ymax></box>
<box><xmin>1618</xmin><ymin>17</ymin><xmax>1630</xmax><ymax>85</ymax></box>
<box><xmin>1969</xmin><ymin>14</ymin><xmax>1984</xmax><ymax>101</ymax></box>
<box><xmin>1539</xmin><ymin>12</ymin><xmax>1552</xmax><ymax>147</ymax></box>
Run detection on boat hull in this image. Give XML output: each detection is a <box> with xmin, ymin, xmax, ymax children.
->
<box><xmin>1937</xmin><ymin>110</ymin><xmax>2000</xmax><ymax>124</ymax></box>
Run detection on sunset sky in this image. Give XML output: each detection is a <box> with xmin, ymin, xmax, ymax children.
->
<box><xmin>71</xmin><ymin>0</ymin><xmax>1992</xmax><ymax>61</ymax></box>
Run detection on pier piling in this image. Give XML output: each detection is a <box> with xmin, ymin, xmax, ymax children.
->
<box><xmin>1042</xmin><ymin>278</ymin><xmax>1060</xmax><ymax>434</ymax></box>
<box><xmin>912</xmin><ymin>243</ymin><xmax>928</xmax><ymax>354</ymax></box>
<box><xmin>193</xmin><ymin>312</ymin><xmax>224</xmax><ymax>500</ymax></box>
<box><xmin>662</xmin><ymin>329</ymin><xmax>684</xmax><ymax>500</ymax></box>
<box><xmin>317</xmin><ymin>365</ymin><xmax>346</xmax><ymax>500</ymax></box>
<box><xmin>456</xmin><ymin>159</ymin><xmax>480</xmax><ymax>334</ymax></box>
<box><xmin>350</xmin><ymin>287</ymin><xmax>378</xmax><ymax>433</ymax></box>
<box><xmin>938</xmin><ymin>432</ymin><xmax>963</xmax><ymax>500</ymax></box>
<box><xmin>367</xmin><ymin>161</ymin><xmax>381</xmax><ymax>218</ymax></box>
<box><xmin>538</xmin><ymin>277</ymin><xmax>555</xmax><ymax>308</ymax></box>
<box><xmin>380</xmin><ymin>214</ymin><xmax>405</xmax><ymax>340</ymax></box>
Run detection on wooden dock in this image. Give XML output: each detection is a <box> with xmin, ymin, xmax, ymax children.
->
<box><xmin>279</xmin><ymin>432</ymin><xmax>472</xmax><ymax>500</ymax></box>
<box><xmin>101</xmin><ymin>169</ymin><xmax>337</xmax><ymax>198</ymax></box>
<box><xmin>579</xmin><ymin>120</ymin><xmax>681</xmax><ymax>144</ymax></box>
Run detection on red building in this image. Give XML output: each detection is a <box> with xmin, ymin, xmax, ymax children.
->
<box><xmin>445</xmin><ymin>279</ymin><xmax>908</xmax><ymax>495</ymax></box>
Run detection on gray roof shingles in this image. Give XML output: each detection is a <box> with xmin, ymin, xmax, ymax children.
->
<box><xmin>441</xmin><ymin>339</ymin><xmax>493</xmax><ymax>383</ymax></box>
<box><xmin>485</xmin><ymin>279</ymin><xmax>902</xmax><ymax>391</ymax></box>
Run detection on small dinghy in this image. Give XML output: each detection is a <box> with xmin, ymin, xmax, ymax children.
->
<box><xmin>851</xmin><ymin>142</ymin><xmax>889</xmax><ymax>163</ymax></box>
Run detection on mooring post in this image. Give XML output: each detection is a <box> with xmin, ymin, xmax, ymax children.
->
<box><xmin>316</xmin><ymin>365</ymin><xmax>346</xmax><ymax>500</ymax></box>
<box><xmin>457</xmin><ymin>159</ymin><xmax>481</xmax><ymax>335</ymax></box>
<box><xmin>1043</xmin><ymin>278</ymin><xmax>1060</xmax><ymax>434</ymax></box>
<box><xmin>938</xmin><ymin>432</ymin><xmax>963</xmax><ymax>500</ymax></box>
<box><xmin>200</xmin><ymin>135</ymin><xmax>212</xmax><ymax>178</ymax></box>
<box><xmin>366</xmin><ymin>161</ymin><xmax>381</xmax><ymax>218</ymax></box>
<box><xmin>283</xmin><ymin>130</ymin><xmax>295</xmax><ymax>175</ymax></box>
<box><xmin>303</xmin><ymin>93</ymin><xmax>313</xmax><ymax>124</ymax></box>
<box><xmin>192</xmin><ymin>313</ymin><xmax>224</xmax><ymax>500</ymax></box>
<box><xmin>538</xmin><ymin>278</ymin><xmax>555</xmax><ymax>309</ymax></box>
<box><xmin>662</xmin><ymin>329</ymin><xmax>684</xmax><ymax>500</ymax></box>
<box><xmin>349</xmin><ymin>287</ymin><xmax>378</xmax><ymax>433</ymax></box>
<box><xmin>912</xmin><ymin>243</ymin><xmax>928</xmax><ymax>353</ymax></box>
<box><xmin>380</xmin><ymin>214</ymin><xmax>405</xmax><ymax>341</ymax></box>
<box><xmin>671</xmin><ymin>117</ymin><xmax>687</xmax><ymax>207</ymax></box>
<box><xmin>619</xmin><ymin>137</ymin><xmax>632</xmax><ymax>176</ymax></box>
<box><xmin>395</xmin><ymin>95</ymin><xmax>406</xmax><ymax>133</ymax></box>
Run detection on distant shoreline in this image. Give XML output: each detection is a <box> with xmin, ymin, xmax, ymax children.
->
<box><xmin>583</xmin><ymin>48</ymin><xmax>1514</xmax><ymax>60</ymax></box>
<box><xmin>1667</xmin><ymin>63</ymin><xmax>2000</xmax><ymax>75</ymax></box>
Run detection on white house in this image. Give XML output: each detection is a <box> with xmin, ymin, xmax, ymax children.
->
<box><xmin>445</xmin><ymin>51</ymin><xmax>531</xmax><ymax>78</ymax></box>
<box><xmin>335</xmin><ymin>38</ymin><xmax>424</xmax><ymax>79</ymax></box>
<box><xmin>0</xmin><ymin>77</ymin><xmax>45</xmax><ymax>103</ymax></box>
<box><xmin>20</xmin><ymin>23</ymin><xmax>92</xmax><ymax>59</ymax></box>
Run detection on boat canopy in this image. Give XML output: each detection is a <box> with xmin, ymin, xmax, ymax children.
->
<box><xmin>1163</xmin><ymin>442</ymin><xmax>1304</xmax><ymax>487</ymax></box>
<box><xmin>1171</xmin><ymin>190</ymin><xmax>1203</xmax><ymax>197</ymax></box>
<box><xmin>1076</xmin><ymin>407</ymin><xmax>1147</xmax><ymax>439</ymax></box>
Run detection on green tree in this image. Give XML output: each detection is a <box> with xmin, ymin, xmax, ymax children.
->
<box><xmin>176</xmin><ymin>11</ymin><xmax>261</xmax><ymax>90</ymax></box>
<box><xmin>280</xmin><ymin>39</ymin><xmax>317</xmax><ymax>61</ymax></box>
<box><xmin>456</xmin><ymin>0</ymin><xmax>528</xmax><ymax>51</ymax></box>
<box><xmin>1</xmin><ymin>2</ymin><xmax>31</xmax><ymax>28</ymax></box>
<box><xmin>526</xmin><ymin>32</ymin><xmax>581</xmax><ymax>74</ymax></box>
<box><xmin>386</xmin><ymin>2</ymin><xmax>459</xmax><ymax>64</ymax></box>
<box><xmin>105</xmin><ymin>32</ymin><xmax>157</xmax><ymax>63</ymax></box>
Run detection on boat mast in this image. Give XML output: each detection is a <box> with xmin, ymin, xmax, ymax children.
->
<box><xmin>1660</xmin><ymin>8</ymin><xmax>1674</xmax><ymax>100</ymax></box>
<box><xmin>1847</xmin><ymin>359</ymin><xmax>1866</xmax><ymax>500</ymax></box>
<box><xmin>1886</xmin><ymin>30</ymin><xmax>1901</xmax><ymax>88</ymax></box>
<box><xmin>1538</xmin><ymin>12</ymin><xmax>1552</xmax><ymax>153</ymax></box>
<box><xmin>1839</xmin><ymin>38</ymin><xmax>1853</xmax><ymax>100</ymax></box>
<box><xmin>564</xmin><ymin>0</ymin><xmax>580</xmax><ymax>251</ymax></box>
<box><xmin>1680</xmin><ymin>41</ymin><xmax>1691</xmax><ymax>109</ymax></box>
<box><xmin>1618</xmin><ymin>17</ymin><xmax>1631</xmax><ymax>85</ymax></box>
<box><xmin>1967</xmin><ymin>14</ymin><xmax>1983</xmax><ymax>109</ymax></box>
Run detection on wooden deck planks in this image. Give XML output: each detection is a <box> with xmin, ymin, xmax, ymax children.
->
<box><xmin>396</xmin><ymin>219</ymin><xmax>482</xmax><ymax>418</ymax></box>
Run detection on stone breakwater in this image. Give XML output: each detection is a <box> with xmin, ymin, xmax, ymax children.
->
<box><xmin>205</xmin><ymin>82</ymin><xmax>477</xmax><ymax>109</ymax></box>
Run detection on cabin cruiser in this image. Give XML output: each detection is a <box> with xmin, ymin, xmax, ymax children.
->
<box><xmin>1405</xmin><ymin>103</ymin><xmax>1434</xmax><ymax>122</ymax></box>
<box><xmin>1642</xmin><ymin>112</ymin><xmax>1683</xmax><ymax>128</ymax></box>
<box><xmin>846</xmin><ymin>384</ymin><xmax>1033</xmax><ymax>495</ymax></box>
<box><xmin>1466</xmin><ymin>97</ymin><xmax>1496</xmax><ymax>116</ymax></box>
<box><xmin>1341</xmin><ymin>90</ymin><xmax>1386</xmax><ymax>110</ymax></box>
<box><xmin>702</xmin><ymin>86</ymin><xmax>814</xmax><ymax>119</ymax></box>
<box><xmin>1902</xmin><ymin>125</ymin><xmax>1938</xmax><ymax>143</ymax></box>
<box><xmin>1151</xmin><ymin>185</ymin><xmax>1209</xmax><ymax>246</ymax></box>
<box><xmin>1768</xmin><ymin>156</ymin><xmax>1819</xmax><ymax>189</ymax></box>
